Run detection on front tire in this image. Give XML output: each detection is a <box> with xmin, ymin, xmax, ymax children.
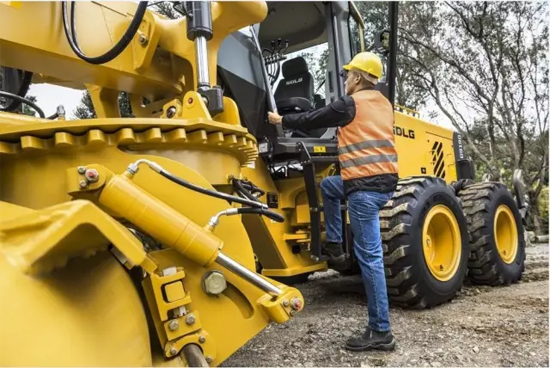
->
<box><xmin>380</xmin><ymin>176</ymin><xmax>469</xmax><ymax>308</ymax></box>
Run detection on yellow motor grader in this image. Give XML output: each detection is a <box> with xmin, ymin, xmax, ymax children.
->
<box><xmin>0</xmin><ymin>1</ymin><xmax>527</xmax><ymax>366</ymax></box>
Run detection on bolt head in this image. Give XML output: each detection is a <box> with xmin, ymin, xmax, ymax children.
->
<box><xmin>282</xmin><ymin>300</ymin><xmax>289</xmax><ymax>307</ymax></box>
<box><xmin>138</xmin><ymin>34</ymin><xmax>148</xmax><ymax>45</ymax></box>
<box><xmin>169</xmin><ymin>320</ymin><xmax>179</xmax><ymax>331</ymax></box>
<box><xmin>206</xmin><ymin>356</ymin><xmax>213</xmax><ymax>363</ymax></box>
<box><xmin>162</xmin><ymin>267</ymin><xmax>177</xmax><ymax>276</ymax></box>
<box><xmin>187</xmin><ymin>97</ymin><xmax>194</xmax><ymax>105</ymax></box>
<box><xmin>199</xmin><ymin>336</ymin><xmax>206</xmax><ymax>343</ymax></box>
<box><xmin>203</xmin><ymin>271</ymin><xmax>227</xmax><ymax>295</ymax></box>
<box><xmin>290</xmin><ymin>297</ymin><xmax>302</xmax><ymax>311</ymax></box>
<box><xmin>77</xmin><ymin>166</ymin><xmax>86</xmax><ymax>174</ymax></box>
<box><xmin>85</xmin><ymin>169</ymin><xmax>99</xmax><ymax>183</ymax></box>
<box><xmin>185</xmin><ymin>314</ymin><xmax>196</xmax><ymax>325</ymax></box>
<box><xmin>79</xmin><ymin>180</ymin><xmax>88</xmax><ymax>188</ymax></box>
<box><xmin>166</xmin><ymin>106</ymin><xmax>177</xmax><ymax>118</ymax></box>
<box><xmin>169</xmin><ymin>347</ymin><xmax>177</xmax><ymax>356</ymax></box>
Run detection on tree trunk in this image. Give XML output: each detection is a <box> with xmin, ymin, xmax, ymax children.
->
<box><xmin>529</xmin><ymin>195</ymin><xmax>543</xmax><ymax>235</ymax></box>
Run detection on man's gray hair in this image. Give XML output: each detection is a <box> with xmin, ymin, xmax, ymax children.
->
<box><xmin>351</xmin><ymin>68</ymin><xmax>379</xmax><ymax>86</ymax></box>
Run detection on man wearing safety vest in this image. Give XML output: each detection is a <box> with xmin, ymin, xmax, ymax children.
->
<box><xmin>268</xmin><ymin>52</ymin><xmax>398</xmax><ymax>352</ymax></box>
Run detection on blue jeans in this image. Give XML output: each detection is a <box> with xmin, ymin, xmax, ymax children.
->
<box><xmin>321</xmin><ymin>175</ymin><xmax>393</xmax><ymax>332</ymax></box>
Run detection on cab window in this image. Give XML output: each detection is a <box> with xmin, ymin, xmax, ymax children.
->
<box><xmin>348</xmin><ymin>13</ymin><xmax>362</xmax><ymax>56</ymax></box>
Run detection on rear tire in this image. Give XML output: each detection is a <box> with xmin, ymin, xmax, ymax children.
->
<box><xmin>380</xmin><ymin>176</ymin><xmax>469</xmax><ymax>308</ymax></box>
<box><xmin>458</xmin><ymin>182</ymin><xmax>525</xmax><ymax>285</ymax></box>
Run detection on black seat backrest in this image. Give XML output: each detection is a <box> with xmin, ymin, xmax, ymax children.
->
<box><xmin>274</xmin><ymin>57</ymin><xmax>314</xmax><ymax>102</ymax></box>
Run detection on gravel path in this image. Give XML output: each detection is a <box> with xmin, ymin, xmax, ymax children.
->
<box><xmin>223</xmin><ymin>243</ymin><xmax>549</xmax><ymax>367</ymax></box>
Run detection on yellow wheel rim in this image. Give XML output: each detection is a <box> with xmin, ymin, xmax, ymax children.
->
<box><xmin>422</xmin><ymin>205</ymin><xmax>462</xmax><ymax>282</ymax></box>
<box><xmin>494</xmin><ymin>205</ymin><xmax>518</xmax><ymax>264</ymax></box>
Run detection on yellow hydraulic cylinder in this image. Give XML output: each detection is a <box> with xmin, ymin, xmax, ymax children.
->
<box><xmin>98</xmin><ymin>172</ymin><xmax>222</xmax><ymax>267</ymax></box>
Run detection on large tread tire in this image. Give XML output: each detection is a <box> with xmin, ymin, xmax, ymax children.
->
<box><xmin>380</xmin><ymin>176</ymin><xmax>469</xmax><ymax>309</ymax></box>
<box><xmin>458</xmin><ymin>182</ymin><xmax>526</xmax><ymax>285</ymax></box>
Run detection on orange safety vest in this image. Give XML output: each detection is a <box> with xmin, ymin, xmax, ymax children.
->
<box><xmin>337</xmin><ymin>90</ymin><xmax>398</xmax><ymax>181</ymax></box>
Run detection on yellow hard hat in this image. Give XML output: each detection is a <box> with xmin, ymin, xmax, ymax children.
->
<box><xmin>343</xmin><ymin>52</ymin><xmax>383</xmax><ymax>79</ymax></box>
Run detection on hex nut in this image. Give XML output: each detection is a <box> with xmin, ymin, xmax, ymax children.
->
<box><xmin>169</xmin><ymin>347</ymin><xmax>177</xmax><ymax>356</ymax></box>
<box><xmin>77</xmin><ymin>166</ymin><xmax>86</xmax><ymax>174</ymax></box>
<box><xmin>290</xmin><ymin>297</ymin><xmax>302</xmax><ymax>311</ymax></box>
<box><xmin>282</xmin><ymin>300</ymin><xmax>289</xmax><ymax>307</ymax></box>
<box><xmin>199</xmin><ymin>336</ymin><xmax>206</xmax><ymax>343</ymax></box>
<box><xmin>85</xmin><ymin>169</ymin><xmax>99</xmax><ymax>183</ymax></box>
<box><xmin>79</xmin><ymin>180</ymin><xmax>88</xmax><ymax>188</ymax></box>
<box><xmin>169</xmin><ymin>320</ymin><xmax>179</xmax><ymax>331</ymax></box>
<box><xmin>202</xmin><ymin>271</ymin><xmax>227</xmax><ymax>295</ymax></box>
<box><xmin>185</xmin><ymin>314</ymin><xmax>196</xmax><ymax>325</ymax></box>
<box><xmin>206</xmin><ymin>356</ymin><xmax>213</xmax><ymax>363</ymax></box>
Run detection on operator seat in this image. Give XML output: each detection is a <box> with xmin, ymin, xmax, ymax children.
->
<box><xmin>274</xmin><ymin>57</ymin><xmax>314</xmax><ymax>114</ymax></box>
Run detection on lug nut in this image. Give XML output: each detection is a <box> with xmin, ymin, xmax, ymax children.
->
<box><xmin>199</xmin><ymin>336</ymin><xmax>206</xmax><ymax>344</ymax></box>
<box><xmin>77</xmin><ymin>166</ymin><xmax>86</xmax><ymax>174</ymax></box>
<box><xmin>85</xmin><ymin>169</ymin><xmax>99</xmax><ymax>183</ymax></box>
<box><xmin>166</xmin><ymin>106</ymin><xmax>177</xmax><ymax>118</ymax></box>
<box><xmin>79</xmin><ymin>180</ymin><xmax>88</xmax><ymax>188</ymax></box>
<box><xmin>185</xmin><ymin>314</ymin><xmax>196</xmax><ymax>325</ymax></box>
<box><xmin>169</xmin><ymin>320</ymin><xmax>179</xmax><ymax>331</ymax></box>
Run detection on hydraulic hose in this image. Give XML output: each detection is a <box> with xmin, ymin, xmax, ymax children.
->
<box><xmin>126</xmin><ymin>159</ymin><xmax>268</xmax><ymax>209</ymax></box>
<box><xmin>233</xmin><ymin>179</ymin><xmax>260</xmax><ymax>203</ymax></box>
<box><xmin>62</xmin><ymin>1</ymin><xmax>148</xmax><ymax>65</ymax></box>
<box><xmin>237</xmin><ymin>207</ymin><xmax>284</xmax><ymax>223</ymax></box>
<box><xmin>159</xmin><ymin>170</ymin><xmax>267</xmax><ymax>209</ymax></box>
<box><xmin>0</xmin><ymin>91</ymin><xmax>45</xmax><ymax>118</ymax></box>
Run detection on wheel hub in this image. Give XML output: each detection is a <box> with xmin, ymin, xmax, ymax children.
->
<box><xmin>422</xmin><ymin>205</ymin><xmax>462</xmax><ymax>282</ymax></box>
<box><xmin>494</xmin><ymin>205</ymin><xmax>518</xmax><ymax>264</ymax></box>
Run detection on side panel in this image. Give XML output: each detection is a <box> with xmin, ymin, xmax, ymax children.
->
<box><xmin>394</xmin><ymin>112</ymin><xmax>458</xmax><ymax>183</ymax></box>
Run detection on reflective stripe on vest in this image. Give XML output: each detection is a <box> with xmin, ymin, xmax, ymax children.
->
<box><xmin>337</xmin><ymin>90</ymin><xmax>398</xmax><ymax>181</ymax></box>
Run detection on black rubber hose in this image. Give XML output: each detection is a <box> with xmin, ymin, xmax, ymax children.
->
<box><xmin>0</xmin><ymin>91</ymin><xmax>45</xmax><ymax>118</ymax></box>
<box><xmin>241</xmin><ymin>182</ymin><xmax>265</xmax><ymax>196</ymax></box>
<box><xmin>237</xmin><ymin>207</ymin><xmax>284</xmax><ymax>223</ymax></box>
<box><xmin>233</xmin><ymin>180</ymin><xmax>261</xmax><ymax>202</ymax></box>
<box><xmin>0</xmin><ymin>69</ymin><xmax>33</xmax><ymax>112</ymax></box>
<box><xmin>62</xmin><ymin>1</ymin><xmax>148</xmax><ymax>65</ymax></box>
<box><xmin>158</xmin><ymin>170</ymin><xmax>266</xmax><ymax>209</ymax></box>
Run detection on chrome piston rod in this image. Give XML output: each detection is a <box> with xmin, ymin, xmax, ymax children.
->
<box><xmin>216</xmin><ymin>253</ymin><xmax>282</xmax><ymax>296</ymax></box>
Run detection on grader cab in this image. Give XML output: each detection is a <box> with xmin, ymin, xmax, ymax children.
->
<box><xmin>0</xmin><ymin>1</ymin><xmax>527</xmax><ymax>366</ymax></box>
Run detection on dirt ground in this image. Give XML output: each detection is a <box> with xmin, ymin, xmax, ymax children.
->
<box><xmin>223</xmin><ymin>243</ymin><xmax>549</xmax><ymax>367</ymax></box>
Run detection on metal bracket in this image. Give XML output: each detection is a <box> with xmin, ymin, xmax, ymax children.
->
<box><xmin>297</xmin><ymin>141</ymin><xmax>324</xmax><ymax>261</ymax></box>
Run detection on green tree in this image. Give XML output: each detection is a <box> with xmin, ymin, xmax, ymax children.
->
<box><xmin>73</xmin><ymin>91</ymin><xmax>133</xmax><ymax>119</ymax></box>
<box><xmin>399</xmin><ymin>1</ymin><xmax>549</xmax><ymax>233</ymax></box>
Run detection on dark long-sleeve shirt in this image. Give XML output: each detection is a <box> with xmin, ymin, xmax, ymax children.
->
<box><xmin>282</xmin><ymin>95</ymin><xmax>356</xmax><ymax>130</ymax></box>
